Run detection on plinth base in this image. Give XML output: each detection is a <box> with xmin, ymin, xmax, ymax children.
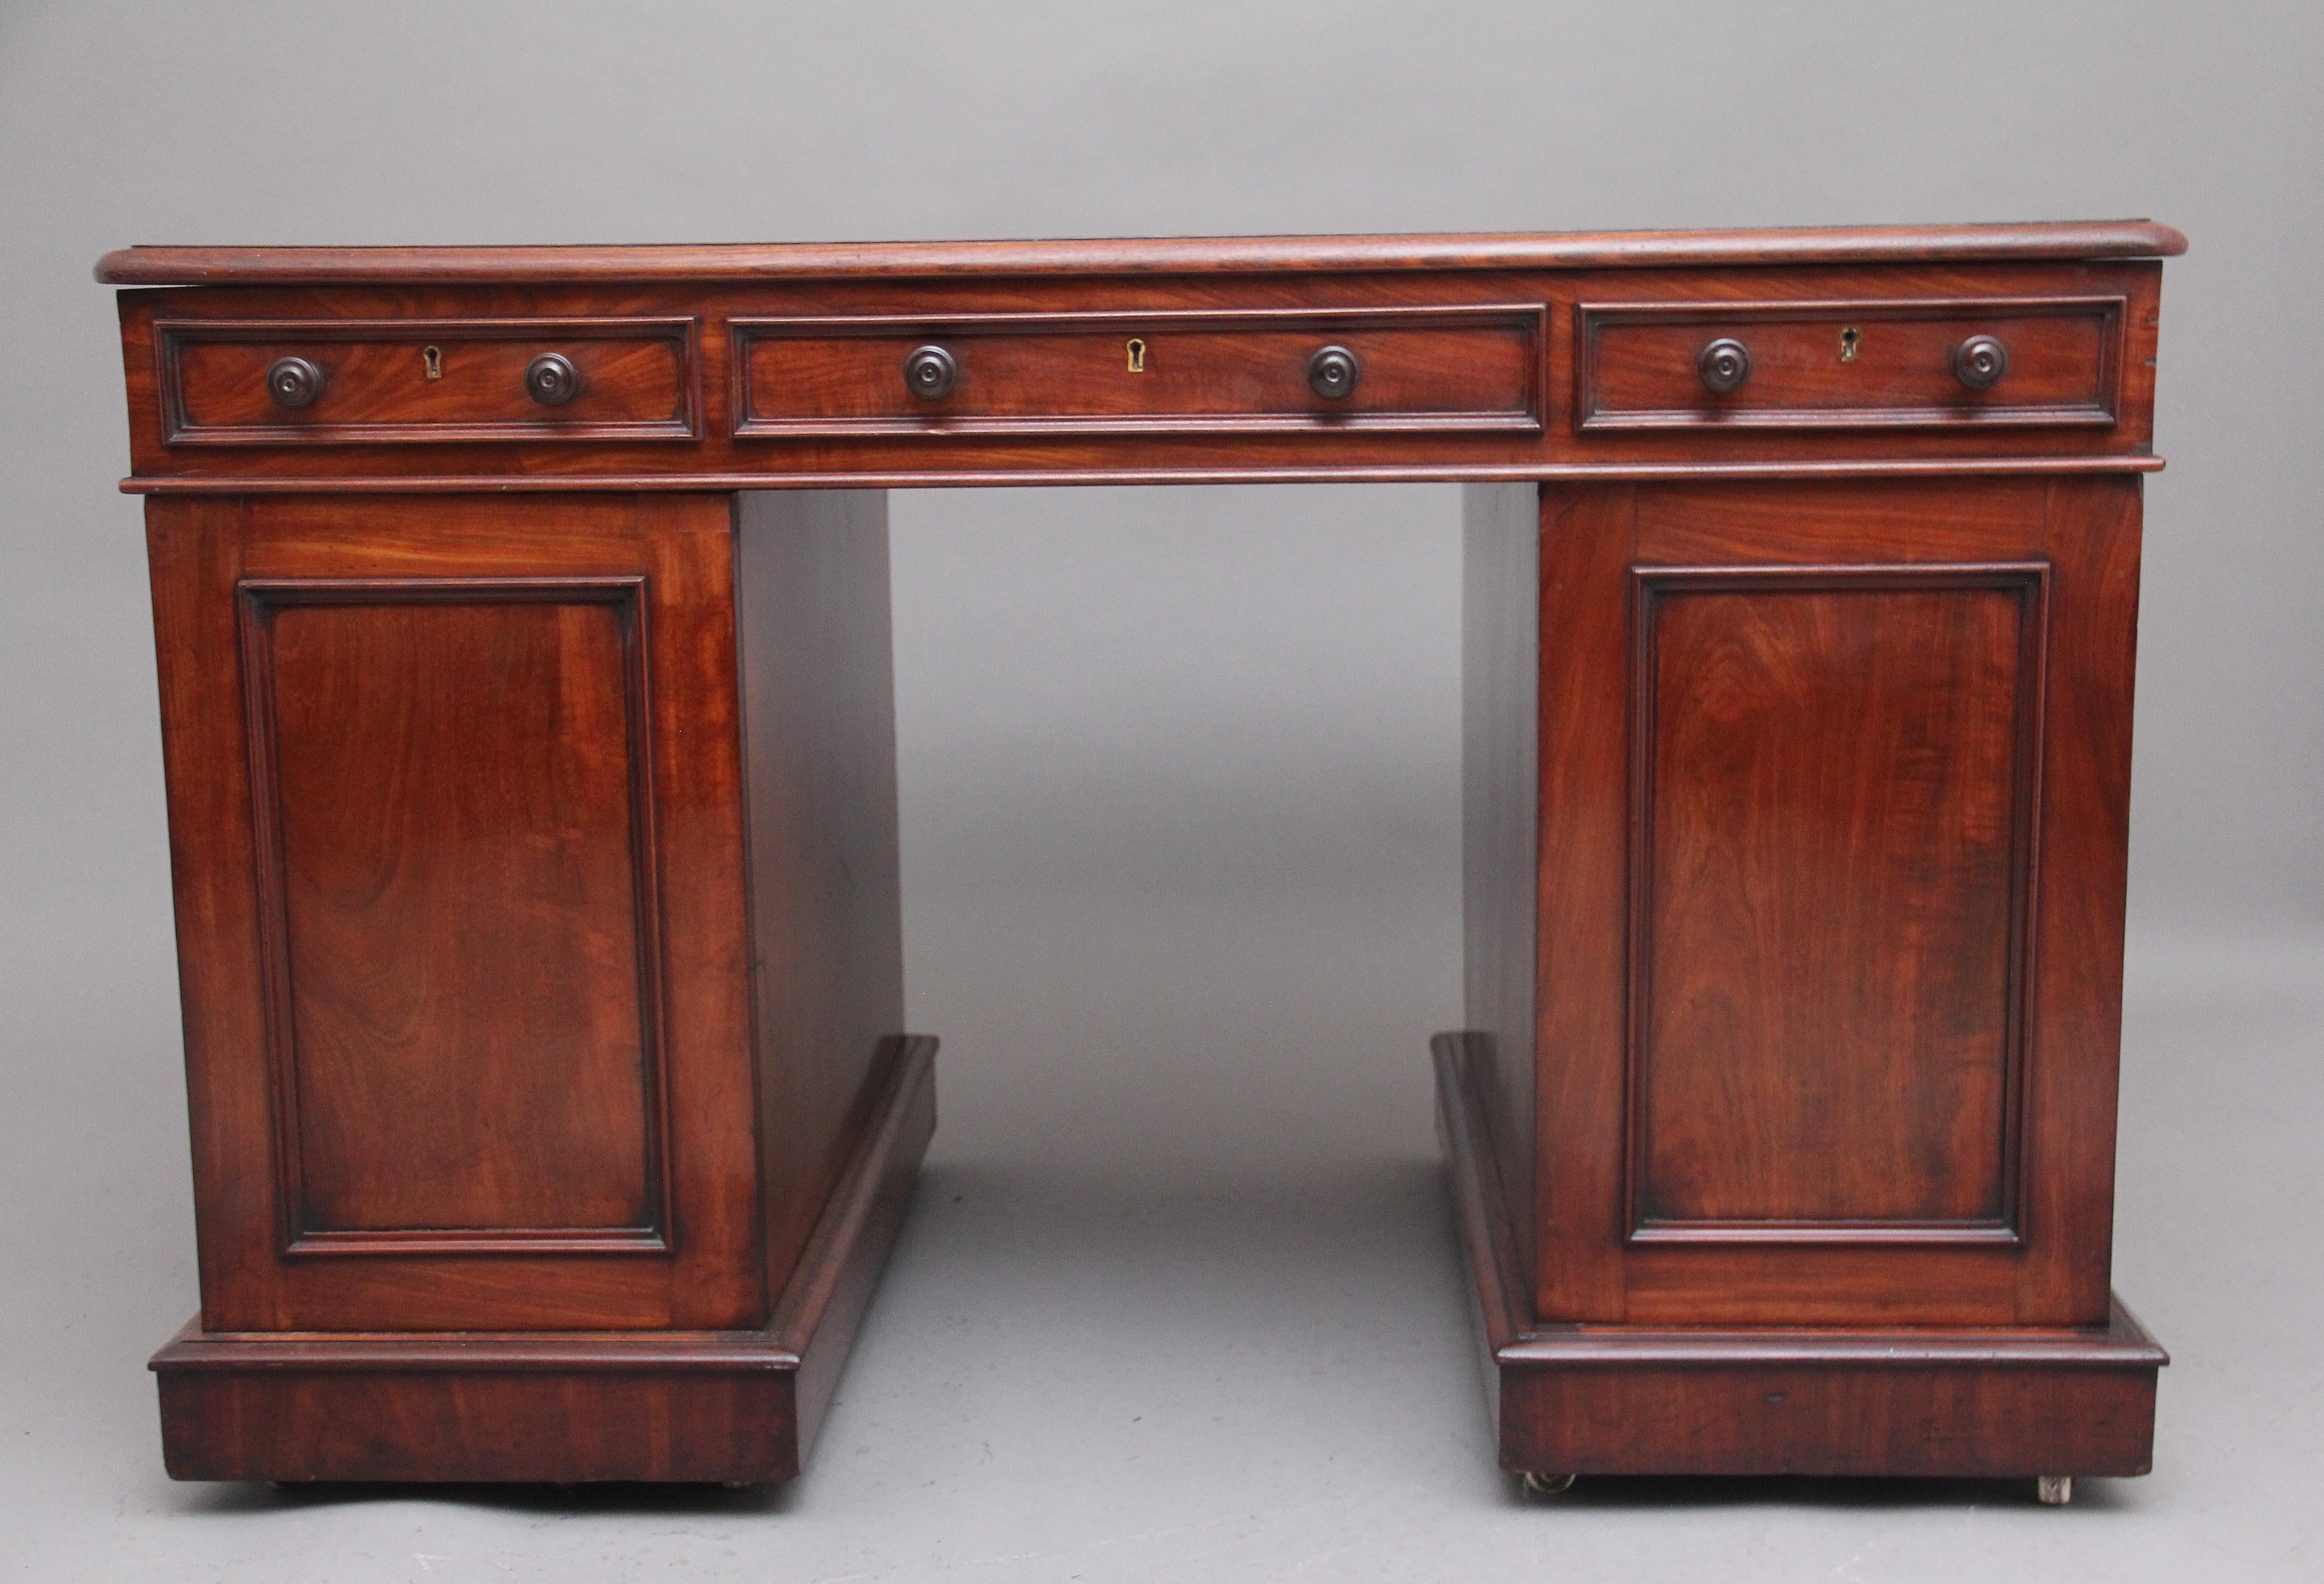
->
<box><xmin>1433</xmin><ymin>1033</ymin><xmax>2165</xmax><ymax>1483</ymax></box>
<box><xmin>152</xmin><ymin>1036</ymin><xmax>937</xmax><ymax>1484</ymax></box>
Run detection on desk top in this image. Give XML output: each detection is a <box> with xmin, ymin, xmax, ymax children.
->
<box><xmin>96</xmin><ymin>221</ymin><xmax>2187</xmax><ymax>287</ymax></box>
<box><xmin>101</xmin><ymin>221</ymin><xmax>2182</xmax><ymax>494</ymax></box>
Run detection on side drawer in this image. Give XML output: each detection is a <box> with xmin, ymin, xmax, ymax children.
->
<box><xmin>158</xmin><ymin>317</ymin><xmax>701</xmax><ymax>443</ymax></box>
<box><xmin>731</xmin><ymin>306</ymin><xmax>1545</xmax><ymax>438</ymax></box>
<box><xmin>1575</xmin><ymin>297</ymin><xmax>2123</xmax><ymax>432</ymax></box>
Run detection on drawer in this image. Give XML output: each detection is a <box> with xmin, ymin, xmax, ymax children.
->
<box><xmin>1575</xmin><ymin>297</ymin><xmax>2123</xmax><ymax>432</ymax></box>
<box><xmin>158</xmin><ymin>317</ymin><xmax>700</xmax><ymax>443</ymax></box>
<box><xmin>730</xmin><ymin>306</ymin><xmax>1545</xmax><ymax>438</ymax></box>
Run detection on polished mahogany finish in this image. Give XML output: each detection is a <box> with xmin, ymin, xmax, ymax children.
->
<box><xmin>94</xmin><ymin>220</ymin><xmax>2187</xmax><ymax>285</ymax></box>
<box><xmin>155</xmin><ymin>1036</ymin><xmax>936</xmax><ymax>1483</ymax></box>
<box><xmin>158</xmin><ymin>316</ymin><xmax>699</xmax><ymax>444</ymax></box>
<box><xmin>1438</xmin><ymin>1033</ymin><xmax>2163</xmax><ymax>1479</ymax></box>
<box><xmin>242</xmin><ymin>575</ymin><xmax>668</xmax><ymax>1255</ymax></box>
<box><xmin>1459</xmin><ymin>482</ymin><xmax>1543</xmax><ymax>1296</ymax></box>
<box><xmin>730</xmin><ymin>305</ymin><xmax>1538</xmax><ymax>439</ymax></box>
<box><xmin>1511</xmin><ymin>475</ymin><xmax>2144</xmax><ymax>1330</ymax></box>
<box><xmin>148</xmin><ymin>493</ymin><xmax>772</xmax><ymax>1333</ymax></box>
<box><xmin>1579</xmin><ymin>295</ymin><xmax>2120</xmax><ymax>430</ymax></box>
<box><xmin>106</xmin><ymin>252</ymin><xmax>2170</xmax><ymax>493</ymax></box>
<box><xmin>1631</xmin><ymin>562</ymin><xmax>2041</xmax><ymax>1237</ymax></box>
<box><xmin>733</xmin><ymin>490</ymin><xmax>910</xmax><ymax>1296</ymax></box>
<box><xmin>102</xmin><ymin>222</ymin><xmax>2177</xmax><ymax>1494</ymax></box>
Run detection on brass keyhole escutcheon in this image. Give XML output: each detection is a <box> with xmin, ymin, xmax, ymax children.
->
<box><xmin>1126</xmin><ymin>337</ymin><xmax>1147</xmax><ymax>373</ymax></box>
<box><xmin>422</xmin><ymin>344</ymin><xmax>443</xmax><ymax>380</ymax></box>
<box><xmin>1839</xmin><ymin>326</ymin><xmax>1860</xmax><ymax>363</ymax></box>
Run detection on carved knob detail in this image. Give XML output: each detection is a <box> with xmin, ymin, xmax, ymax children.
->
<box><xmin>1307</xmin><ymin>345</ymin><xmax>1361</xmax><ymax>400</ymax></box>
<box><xmin>265</xmin><ymin>356</ymin><xmax>327</xmax><ymax>410</ymax></box>
<box><xmin>524</xmin><ymin>352</ymin><xmax>583</xmax><ymax>406</ymax></box>
<box><xmin>1697</xmin><ymin>338</ymin><xmax>1751</xmax><ymax>395</ymax></box>
<box><xmin>904</xmin><ymin>344</ymin><xmax>959</xmax><ymax>400</ymax></box>
<box><xmin>1953</xmin><ymin>334</ymin><xmax>2010</xmax><ymax>391</ymax></box>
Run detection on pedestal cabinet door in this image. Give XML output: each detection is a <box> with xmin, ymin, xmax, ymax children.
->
<box><xmin>1533</xmin><ymin>476</ymin><xmax>2140</xmax><ymax>1328</ymax></box>
<box><xmin>146</xmin><ymin>494</ymin><xmax>762</xmax><ymax>1332</ymax></box>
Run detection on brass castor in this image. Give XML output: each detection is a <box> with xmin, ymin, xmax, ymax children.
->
<box><xmin>1521</xmin><ymin>1470</ymin><xmax>1577</xmax><ymax>1496</ymax></box>
<box><xmin>2036</xmin><ymin>1475</ymin><xmax>2074</xmax><ymax>1506</ymax></box>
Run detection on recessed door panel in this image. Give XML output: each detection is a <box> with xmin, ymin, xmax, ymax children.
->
<box><xmin>242</xmin><ymin>581</ymin><xmax>667</xmax><ymax>1254</ymax></box>
<box><xmin>147</xmin><ymin>493</ymin><xmax>762</xmax><ymax>1332</ymax></box>
<box><xmin>1533</xmin><ymin>478</ymin><xmax>2137</xmax><ymax>1328</ymax></box>
<box><xmin>1629</xmin><ymin>567</ymin><xmax>2044</xmax><ymax>1242</ymax></box>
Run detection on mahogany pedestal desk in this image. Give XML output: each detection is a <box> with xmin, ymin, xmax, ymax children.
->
<box><xmin>98</xmin><ymin>221</ymin><xmax>2181</xmax><ymax>1500</ymax></box>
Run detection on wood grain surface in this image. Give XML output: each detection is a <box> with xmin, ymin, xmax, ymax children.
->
<box><xmin>147</xmin><ymin>493</ymin><xmax>764</xmax><ymax>1331</ymax></box>
<box><xmin>1579</xmin><ymin>296</ymin><xmax>2120</xmax><ymax>430</ymax></box>
<box><xmin>734</xmin><ymin>490</ymin><xmax>910</xmax><ymax>1303</ymax></box>
<box><xmin>1435</xmin><ymin>1034</ymin><xmax>2164</xmax><ymax>1480</ymax></box>
<box><xmin>94</xmin><ymin>220</ymin><xmax>2187</xmax><ymax>286</ymax></box>
<box><xmin>1459</xmin><ymin>484</ymin><xmax>1543</xmax><ymax>1295</ymax></box>
<box><xmin>109</xmin><ymin>258</ymin><xmax>2166</xmax><ymax>491</ymax></box>
<box><xmin>160</xmin><ymin>316</ymin><xmax>698</xmax><ymax>444</ymax></box>
<box><xmin>150</xmin><ymin>1038</ymin><xmax>937</xmax><ymax>1483</ymax></box>
<box><xmin>114</xmin><ymin>224</ymin><xmax>2171</xmax><ymax>1486</ymax></box>
<box><xmin>244</xmin><ymin>577</ymin><xmax>666</xmax><ymax>1253</ymax></box>
<box><xmin>1629</xmin><ymin>563</ymin><xmax>2042</xmax><ymax>1238</ymax></box>
<box><xmin>1529</xmin><ymin>476</ymin><xmax>2141</xmax><ymax>1327</ymax></box>
<box><xmin>734</xmin><ymin>306</ymin><xmax>1540</xmax><ymax>437</ymax></box>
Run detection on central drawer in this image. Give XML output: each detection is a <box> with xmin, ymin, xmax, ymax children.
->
<box><xmin>729</xmin><ymin>306</ymin><xmax>1545</xmax><ymax>439</ymax></box>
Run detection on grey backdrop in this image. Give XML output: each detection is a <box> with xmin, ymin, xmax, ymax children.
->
<box><xmin>3</xmin><ymin>2</ymin><xmax>2318</xmax><ymax>1580</ymax></box>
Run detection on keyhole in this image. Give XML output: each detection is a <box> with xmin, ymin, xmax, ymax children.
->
<box><xmin>1838</xmin><ymin>326</ymin><xmax>1860</xmax><ymax>363</ymax></box>
<box><xmin>422</xmin><ymin>345</ymin><xmax>443</xmax><ymax>380</ymax></box>
<box><xmin>1126</xmin><ymin>338</ymin><xmax>1147</xmax><ymax>373</ymax></box>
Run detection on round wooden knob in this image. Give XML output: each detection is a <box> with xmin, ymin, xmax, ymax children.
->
<box><xmin>1697</xmin><ymin>338</ymin><xmax>1751</xmax><ymax>395</ymax></box>
<box><xmin>904</xmin><ymin>344</ymin><xmax>959</xmax><ymax>400</ymax></box>
<box><xmin>524</xmin><ymin>353</ymin><xmax>582</xmax><ymax>406</ymax></box>
<box><xmin>1307</xmin><ymin>345</ymin><xmax>1361</xmax><ymax>400</ymax></box>
<box><xmin>265</xmin><ymin>356</ymin><xmax>327</xmax><ymax>410</ymax></box>
<box><xmin>1954</xmin><ymin>334</ymin><xmax>2010</xmax><ymax>391</ymax></box>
